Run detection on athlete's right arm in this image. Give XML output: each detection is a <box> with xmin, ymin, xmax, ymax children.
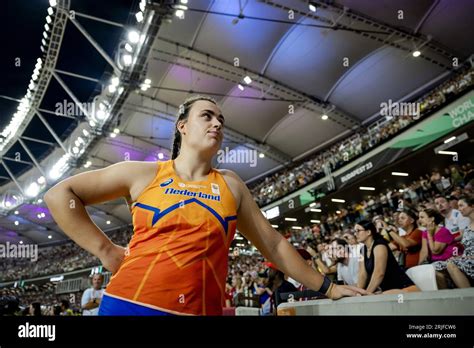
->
<box><xmin>44</xmin><ymin>161</ymin><xmax>138</xmax><ymax>272</ymax></box>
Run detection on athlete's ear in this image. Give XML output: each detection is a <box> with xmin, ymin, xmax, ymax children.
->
<box><xmin>177</xmin><ymin>119</ymin><xmax>187</xmax><ymax>136</ymax></box>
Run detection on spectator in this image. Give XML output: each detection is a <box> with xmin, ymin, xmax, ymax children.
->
<box><xmin>266</xmin><ymin>265</ymin><xmax>297</xmax><ymax>315</ymax></box>
<box><xmin>434</xmin><ymin>196</ymin><xmax>474</xmax><ymax>288</ymax></box>
<box><xmin>81</xmin><ymin>273</ymin><xmax>104</xmax><ymax>316</ymax></box>
<box><xmin>29</xmin><ymin>302</ymin><xmax>42</xmax><ymax>316</ymax></box>
<box><xmin>328</xmin><ymin>238</ymin><xmax>359</xmax><ymax>286</ymax></box>
<box><xmin>387</xmin><ymin>209</ymin><xmax>423</xmax><ymax>269</ymax></box>
<box><xmin>60</xmin><ymin>300</ymin><xmax>73</xmax><ymax>316</ymax></box>
<box><xmin>355</xmin><ymin>220</ymin><xmax>418</xmax><ymax>293</ymax></box>
<box><xmin>418</xmin><ymin>209</ymin><xmax>462</xmax><ymax>264</ymax></box>
<box><xmin>435</xmin><ymin>195</ymin><xmax>470</xmax><ymax>242</ymax></box>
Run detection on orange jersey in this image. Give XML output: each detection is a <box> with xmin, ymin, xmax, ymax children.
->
<box><xmin>105</xmin><ymin>160</ymin><xmax>237</xmax><ymax>315</ymax></box>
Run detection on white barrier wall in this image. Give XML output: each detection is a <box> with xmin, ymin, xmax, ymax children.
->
<box><xmin>277</xmin><ymin>289</ymin><xmax>474</xmax><ymax>316</ymax></box>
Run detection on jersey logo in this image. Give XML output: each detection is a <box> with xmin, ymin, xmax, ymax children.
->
<box><xmin>160</xmin><ymin>178</ymin><xmax>174</xmax><ymax>187</ymax></box>
<box><xmin>211</xmin><ymin>183</ymin><xmax>220</xmax><ymax>195</ymax></box>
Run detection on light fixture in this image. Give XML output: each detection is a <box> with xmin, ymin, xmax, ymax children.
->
<box><xmin>285</xmin><ymin>217</ymin><xmax>297</xmax><ymax>221</ymax></box>
<box><xmin>174</xmin><ymin>4</ymin><xmax>188</xmax><ymax>10</ymax></box>
<box><xmin>5</xmin><ymin>201</ymin><xmax>11</xmax><ymax>207</ymax></box>
<box><xmin>25</xmin><ymin>182</ymin><xmax>40</xmax><ymax>197</ymax></box>
<box><xmin>113</xmin><ymin>128</ymin><xmax>120</xmax><ymax>134</ymax></box>
<box><xmin>271</xmin><ymin>224</ymin><xmax>279</xmax><ymax>228</ymax></box>
<box><xmin>47</xmin><ymin>7</ymin><xmax>54</xmax><ymax>15</ymax></box>
<box><xmin>144</xmin><ymin>78</ymin><xmax>151</xmax><ymax>84</ymax></box>
<box><xmin>106</xmin><ymin>220</ymin><xmax>111</xmax><ymax>225</ymax></box>
<box><xmin>438</xmin><ymin>150</ymin><xmax>457</xmax><ymax>156</ymax></box>
<box><xmin>48</xmin><ymin>235</ymin><xmax>52</xmax><ymax>239</ymax></box>
<box><xmin>41</xmin><ymin>212</ymin><xmax>46</xmax><ymax>218</ymax></box>
<box><xmin>43</xmin><ymin>31</ymin><xmax>48</xmax><ymax>39</ymax></box>
<box><xmin>72</xmin><ymin>146</ymin><xmax>79</xmax><ymax>154</ymax></box>
<box><xmin>310</xmin><ymin>208</ymin><xmax>321</xmax><ymax>212</ymax></box>
<box><xmin>82</xmin><ymin>129</ymin><xmax>89</xmax><ymax>136</ymax></box>
<box><xmin>89</xmin><ymin>120</ymin><xmax>96</xmax><ymax>127</ymax></box>
<box><xmin>14</xmin><ymin>221</ymin><xmax>19</xmax><ymax>226</ymax></box>
<box><xmin>158</xmin><ymin>152</ymin><xmax>164</xmax><ymax>160</ymax></box>
<box><xmin>135</xmin><ymin>11</ymin><xmax>144</xmax><ymax>22</ymax></box>
<box><xmin>84</xmin><ymin>161</ymin><xmax>92</xmax><ymax>168</ymax></box>
<box><xmin>321</xmin><ymin>114</ymin><xmax>328</xmax><ymax>120</ymax></box>
<box><xmin>123</xmin><ymin>54</ymin><xmax>133</xmax><ymax>66</ymax></box>
<box><xmin>180</xmin><ymin>0</ymin><xmax>188</xmax><ymax>3</ymax></box>
<box><xmin>14</xmin><ymin>211</ymin><xmax>19</xmax><ymax>215</ymax></box>
<box><xmin>19</xmin><ymin>241</ymin><xmax>24</xmax><ymax>244</ymax></box>
<box><xmin>412</xmin><ymin>50</ymin><xmax>421</xmax><ymax>57</ymax></box>
<box><xmin>175</xmin><ymin>9</ymin><xmax>185</xmax><ymax>18</ymax></box>
<box><xmin>399</xmin><ymin>189</ymin><xmax>405</xmax><ymax>193</ymax></box>
<box><xmin>243</xmin><ymin>75</ymin><xmax>252</xmax><ymax>84</ymax></box>
<box><xmin>125</xmin><ymin>43</ymin><xmax>133</xmax><ymax>52</ymax></box>
<box><xmin>49</xmin><ymin>0</ymin><xmax>57</xmax><ymax>7</ymax></box>
<box><xmin>391</xmin><ymin>172</ymin><xmax>409</xmax><ymax>177</ymax></box>
<box><xmin>309</xmin><ymin>3</ymin><xmax>317</xmax><ymax>12</ymax></box>
<box><xmin>46</xmin><ymin>16</ymin><xmax>52</xmax><ymax>24</ymax></box>
<box><xmin>291</xmin><ymin>226</ymin><xmax>302</xmax><ymax>230</ymax></box>
<box><xmin>359</xmin><ymin>186</ymin><xmax>375</xmax><ymax>191</ymax></box>
<box><xmin>127</xmin><ymin>30</ymin><xmax>140</xmax><ymax>44</ymax></box>
<box><xmin>139</xmin><ymin>0</ymin><xmax>146</xmax><ymax>12</ymax></box>
<box><xmin>44</xmin><ymin>23</ymin><xmax>50</xmax><ymax>31</ymax></box>
<box><xmin>108</xmin><ymin>85</ymin><xmax>117</xmax><ymax>93</ymax></box>
<box><xmin>444</xmin><ymin>136</ymin><xmax>456</xmax><ymax>144</ymax></box>
<box><xmin>238</xmin><ymin>84</ymin><xmax>244</xmax><ymax>91</ymax></box>
<box><xmin>331</xmin><ymin>198</ymin><xmax>345</xmax><ymax>203</ymax></box>
<box><xmin>37</xmin><ymin>199</ymin><xmax>43</xmax><ymax>204</ymax></box>
<box><xmin>259</xmin><ymin>153</ymin><xmax>265</xmax><ymax>158</ymax></box>
<box><xmin>336</xmin><ymin>210</ymin><xmax>341</xmax><ymax>214</ymax></box>
<box><xmin>110</xmin><ymin>133</ymin><xmax>117</xmax><ymax>138</ymax></box>
<box><xmin>310</xmin><ymin>220</ymin><xmax>320</xmax><ymax>224</ymax></box>
<box><xmin>309</xmin><ymin>202</ymin><xmax>316</xmax><ymax>207</ymax></box>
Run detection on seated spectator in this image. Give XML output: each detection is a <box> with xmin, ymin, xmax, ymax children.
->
<box><xmin>328</xmin><ymin>239</ymin><xmax>359</xmax><ymax>286</ymax></box>
<box><xmin>29</xmin><ymin>302</ymin><xmax>42</xmax><ymax>316</ymax></box>
<box><xmin>434</xmin><ymin>196</ymin><xmax>474</xmax><ymax>288</ymax></box>
<box><xmin>355</xmin><ymin>220</ymin><xmax>418</xmax><ymax>293</ymax></box>
<box><xmin>435</xmin><ymin>195</ymin><xmax>470</xmax><ymax>242</ymax></box>
<box><xmin>266</xmin><ymin>263</ymin><xmax>297</xmax><ymax>315</ymax></box>
<box><xmin>418</xmin><ymin>209</ymin><xmax>463</xmax><ymax>264</ymax></box>
<box><xmin>385</xmin><ymin>209</ymin><xmax>423</xmax><ymax>269</ymax></box>
<box><xmin>60</xmin><ymin>300</ymin><xmax>73</xmax><ymax>316</ymax></box>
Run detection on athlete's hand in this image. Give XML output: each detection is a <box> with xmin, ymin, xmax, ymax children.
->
<box><xmin>99</xmin><ymin>243</ymin><xmax>126</xmax><ymax>274</ymax></box>
<box><xmin>327</xmin><ymin>284</ymin><xmax>370</xmax><ymax>300</ymax></box>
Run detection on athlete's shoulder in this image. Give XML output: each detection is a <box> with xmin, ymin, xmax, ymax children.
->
<box><xmin>215</xmin><ymin>168</ymin><xmax>243</xmax><ymax>184</ymax></box>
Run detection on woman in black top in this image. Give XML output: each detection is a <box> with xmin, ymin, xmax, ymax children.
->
<box><xmin>355</xmin><ymin>220</ymin><xmax>419</xmax><ymax>293</ymax></box>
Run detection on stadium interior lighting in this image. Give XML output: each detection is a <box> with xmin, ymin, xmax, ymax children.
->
<box><xmin>285</xmin><ymin>217</ymin><xmax>297</xmax><ymax>221</ymax></box>
<box><xmin>391</xmin><ymin>172</ymin><xmax>409</xmax><ymax>176</ymax></box>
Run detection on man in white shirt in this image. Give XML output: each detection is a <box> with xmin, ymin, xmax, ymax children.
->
<box><xmin>435</xmin><ymin>195</ymin><xmax>470</xmax><ymax>241</ymax></box>
<box><xmin>81</xmin><ymin>273</ymin><xmax>104</xmax><ymax>316</ymax></box>
<box><xmin>314</xmin><ymin>239</ymin><xmax>359</xmax><ymax>286</ymax></box>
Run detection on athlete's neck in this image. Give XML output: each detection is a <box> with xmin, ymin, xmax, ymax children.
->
<box><xmin>173</xmin><ymin>153</ymin><xmax>213</xmax><ymax>182</ymax></box>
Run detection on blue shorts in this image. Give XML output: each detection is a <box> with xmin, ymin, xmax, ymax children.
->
<box><xmin>98</xmin><ymin>293</ymin><xmax>174</xmax><ymax>316</ymax></box>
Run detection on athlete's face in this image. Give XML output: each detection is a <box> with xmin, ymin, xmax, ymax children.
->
<box><xmin>179</xmin><ymin>100</ymin><xmax>224</xmax><ymax>156</ymax></box>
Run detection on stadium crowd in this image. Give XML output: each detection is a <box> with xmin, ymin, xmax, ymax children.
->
<box><xmin>0</xmin><ymin>66</ymin><xmax>472</xmax><ymax>315</ymax></box>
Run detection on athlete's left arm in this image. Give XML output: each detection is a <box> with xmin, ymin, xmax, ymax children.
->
<box><xmin>222</xmin><ymin>170</ymin><xmax>368</xmax><ymax>299</ymax></box>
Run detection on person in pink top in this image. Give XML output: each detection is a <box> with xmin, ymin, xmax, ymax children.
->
<box><xmin>418</xmin><ymin>208</ymin><xmax>463</xmax><ymax>264</ymax></box>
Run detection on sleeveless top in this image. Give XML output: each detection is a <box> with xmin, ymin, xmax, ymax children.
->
<box><xmin>363</xmin><ymin>238</ymin><xmax>414</xmax><ymax>291</ymax></box>
<box><xmin>105</xmin><ymin>160</ymin><xmax>238</xmax><ymax>315</ymax></box>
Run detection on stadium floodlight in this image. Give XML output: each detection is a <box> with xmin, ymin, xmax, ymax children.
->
<box><xmin>72</xmin><ymin>146</ymin><xmax>79</xmax><ymax>154</ymax></box>
<box><xmin>158</xmin><ymin>152</ymin><xmax>164</xmax><ymax>160</ymax></box>
<box><xmin>49</xmin><ymin>0</ymin><xmax>57</xmax><ymax>7</ymax></box>
<box><xmin>444</xmin><ymin>136</ymin><xmax>456</xmax><ymax>144</ymax></box>
<box><xmin>174</xmin><ymin>4</ymin><xmax>188</xmax><ymax>10</ymax></box>
<box><xmin>285</xmin><ymin>217</ymin><xmax>297</xmax><ymax>221</ymax></box>
<box><xmin>82</xmin><ymin>129</ymin><xmax>89</xmax><ymax>136</ymax></box>
<box><xmin>44</xmin><ymin>23</ymin><xmax>50</xmax><ymax>31</ymax></box>
<box><xmin>391</xmin><ymin>172</ymin><xmax>409</xmax><ymax>176</ymax></box>
<box><xmin>110</xmin><ymin>133</ymin><xmax>117</xmax><ymax>138</ymax></box>
<box><xmin>123</xmin><ymin>54</ymin><xmax>133</xmax><ymax>66</ymax></box>
<box><xmin>359</xmin><ymin>186</ymin><xmax>375</xmax><ymax>191</ymax></box>
<box><xmin>14</xmin><ymin>211</ymin><xmax>19</xmax><ymax>215</ymax></box>
<box><xmin>47</xmin><ymin>7</ymin><xmax>54</xmax><ymax>15</ymax></box>
<box><xmin>243</xmin><ymin>75</ymin><xmax>252</xmax><ymax>84</ymax></box>
<box><xmin>25</xmin><ymin>182</ymin><xmax>40</xmax><ymax>197</ymax></box>
<box><xmin>144</xmin><ymin>78</ymin><xmax>151</xmax><ymax>84</ymax></box>
<box><xmin>438</xmin><ymin>150</ymin><xmax>457</xmax><ymax>156</ymax></box>
<box><xmin>125</xmin><ymin>43</ymin><xmax>133</xmax><ymax>52</ymax></box>
<box><xmin>259</xmin><ymin>153</ymin><xmax>265</xmax><ymax>158</ymax></box>
<box><xmin>175</xmin><ymin>9</ymin><xmax>185</xmax><ymax>18</ymax></box>
<box><xmin>37</xmin><ymin>176</ymin><xmax>46</xmax><ymax>184</ymax></box>
<box><xmin>136</xmin><ymin>11</ymin><xmax>144</xmax><ymax>22</ymax></box>
<box><xmin>412</xmin><ymin>50</ymin><xmax>421</xmax><ymax>57</ymax></box>
<box><xmin>310</xmin><ymin>220</ymin><xmax>320</xmax><ymax>223</ymax></box>
<box><xmin>96</xmin><ymin>108</ymin><xmax>107</xmax><ymax>119</ymax></box>
<box><xmin>48</xmin><ymin>235</ymin><xmax>52</xmax><ymax>239</ymax></box>
<box><xmin>331</xmin><ymin>198</ymin><xmax>345</xmax><ymax>203</ymax></box>
<box><xmin>310</xmin><ymin>208</ymin><xmax>321</xmax><ymax>212</ymax></box>
<box><xmin>108</xmin><ymin>84</ymin><xmax>117</xmax><ymax>93</ymax></box>
<box><xmin>291</xmin><ymin>226</ymin><xmax>302</xmax><ymax>230</ymax></box>
<box><xmin>309</xmin><ymin>3</ymin><xmax>317</xmax><ymax>12</ymax></box>
<box><xmin>238</xmin><ymin>84</ymin><xmax>244</xmax><ymax>91</ymax></box>
<box><xmin>110</xmin><ymin>76</ymin><xmax>119</xmax><ymax>86</ymax></box>
<box><xmin>271</xmin><ymin>224</ymin><xmax>278</xmax><ymax>228</ymax></box>
<box><xmin>15</xmin><ymin>221</ymin><xmax>19</xmax><ymax>226</ymax></box>
<box><xmin>43</xmin><ymin>31</ymin><xmax>48</xmax><ymax>39</ymax></box>
<box><xmin>46</xmin><ymin>16</ymin><xmax>52</xmax><ymax>24</ymax></box>
<box><xmin>113</xmin><ymin>128</ymin><xmax>120</xmax><ymax>134</ymax></box>
<box><xmin>336</xmin><ymin>210</ymin><xmax>341</xmax><ymax>214</ymax></box>
<box><xmin>106</xmin><ymin>220</ymin><xmax>111</xmax><ymax>225</ymax></box>
<box><xmin>139</xmin><ymin>0</ymin><xmax>146</xmax><ymax>12</ymax></box>
<box><xmin>321</xmin><ymin>114</ymin><xmax>328</xmax><ymax>120</ymax></box>
<box><xmin>84</xmin><ymin>161</ymin><xmax>92</xmax><ymax>168</ymax></box>
<box><xmin>128</xmin><ymin>30</ymin><xmax>140</xmax><ymax>43</ymax></box>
